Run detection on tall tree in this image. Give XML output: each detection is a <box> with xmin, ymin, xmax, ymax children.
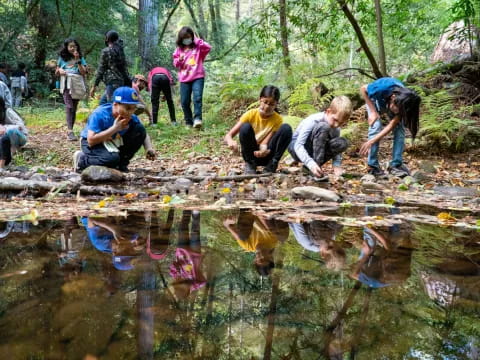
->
<box><xmin>197</xmin><ymin>0</ymin><xmax>208</xmax><ymax>39</ymax></box>
<box><xmin>279</xmin><ymin>0</ymin><xmax>291</xmax><ymax>69</ymax></box>
<box><xmin>374</xmin><ymin>0</ymin><xmax>387</xmax><ymax>75</ymax></box>
<box><xmin>208</xmin><ymin>0</ymin><xmax>218</xmax><ymax>46</ymax></box>
<box><xmin>138</xmin><ymin>0</ymin><xmax>159</xmax><ymax>70</ymax></box>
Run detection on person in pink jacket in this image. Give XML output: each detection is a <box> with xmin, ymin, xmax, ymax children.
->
<box><xmin>172</xmin><ymin>26</ymin><xmax>211</xmax><ymax>129</ymax></box>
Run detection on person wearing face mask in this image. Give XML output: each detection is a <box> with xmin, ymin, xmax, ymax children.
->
<box><xmin>172</xmin><ymin>26</ymin><xmax>211</xmax><ymax>129</ymax></box>
<box><xmin>224</xmin><ymin>85</ymin><xmax>292</xmax><ymax>174</ymax></box>
<box><xmin>74</xmin><ymin>87</ymin><xmax>156</xmax><ymax>173</ymax></box>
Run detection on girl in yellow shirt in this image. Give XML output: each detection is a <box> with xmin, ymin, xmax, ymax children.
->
<box><xmin>224</xmin><ymin>85</ymin><xmax>292</xmax><ymax>174</ymax></box>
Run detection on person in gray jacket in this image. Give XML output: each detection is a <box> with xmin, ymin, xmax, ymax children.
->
<box><xmin>288</xmin><ymin>96</ymin><xmax>352</xmax><ymax>178</ymax></box>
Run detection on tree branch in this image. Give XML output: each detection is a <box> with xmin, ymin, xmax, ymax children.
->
<box><xmin>337</xmin><ymin>0</ymin><xmax>384</xmax><ymax>78</ymax></box>
<box><xmin>55</xmin><ymin>0</ymin><xmax>67</xmax><ymax>36</ymax></box>
<box><xmin>206</xmin><ymin>19</ymin><xmax>264</xmax><ymax>62</ymax></box>
<box><xmin>159</xmin><ymin>0</ymin><xmax>182</xmax><ymax>45</ymax></box>
<box><xmin>313</xmin><ymin>67</ymin><xmax>376</xmax><ymax>80</ymax></box>
<box><xmin>120</xmin><ymin>0</ymin><xmax>138</xmax><ymax>11</ymax></box>
<box><xmin>184</xmin><ymin>0</ymin><xmax>201</xmax><ymax>32</ymax></box>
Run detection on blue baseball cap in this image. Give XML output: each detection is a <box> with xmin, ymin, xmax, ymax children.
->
<box><xmin>112</xmin><ymin>87</ymin><xmax>140</xmax><ymax>105</ymax></box>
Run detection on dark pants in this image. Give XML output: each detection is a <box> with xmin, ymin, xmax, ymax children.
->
<box><xmin>178</xmin><ymin>210</ymin><xmax>201</xmax><ymax>251</ymax></box>
<box><xmin>288</xmin><ymin>136</ymin><xmax>348</xmax><ymax>166</ymax></box>
<box><xmin>239</xmin><ymin>123</ymin><xmax>292</xmax><ymax>166</ymax></box>
<box><xmin>151</xmin><ymin>74</ymin><xmax>176</xmax><ymax>124</ymax></box>
<box><xmin>100</xmin><ymin>81</ymin><xmax>123</xmax><ymax>105</ymax></box>
<box><xmin>0</xmin><ymin>135</ymin><xmax>12</xmax><ymax>165</ymax></box>
<box><xmin>78</xmin><ymin>121</ymin><xmax>146</xmax><ymax>171</ymax></box>
<box><xmin>63</xmin><ymin>91</ymin><xmax>79</xmax><ymax>130</ymax></box>
<box><xmin>180</xmin><ymin>78</ymin><xmax>204</xmax><ymax>125</ymax></box>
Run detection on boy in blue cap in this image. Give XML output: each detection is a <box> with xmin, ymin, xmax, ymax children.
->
<box><xmin>74</xmin><ymin>86</ymin><xmax>155</xmax><ymax>172</ymax></box>
<box><xmin>359</xmin><ymin>77</ymin><xmax>421</xmax><ymax>177</ymax></box>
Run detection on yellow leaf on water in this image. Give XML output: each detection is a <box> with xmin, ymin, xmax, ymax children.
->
<box><xmin>221</xmin><ymin>187</ymin><xmax>231</xmax><ymax>194</ymax></box>
<box><xmin>437</xmin><ymin>212</ymin><xmax>456</xmax><ymax>222</ymax></box>
<box><xmin>124</xmin><ymin>193</ymin><xmax>138</xmax><ymax>200</ymax></box>
<box><xmin>97</xmin><ymin>200</ymin><xmax>106</xmax><ymax>208</ymax></box>
<box><xmin>238</xmin><ymin>187</ymin><xmax>245</xmax><ymax>193</ymax></box>
<box><xmin>162</xmin><ymin>195</ymin><xmax>172</xmax><ymax>204</ymax></box>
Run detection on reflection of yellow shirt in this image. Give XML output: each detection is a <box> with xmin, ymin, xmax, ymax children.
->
<box><xmin>240</xmin><ymin>109</ymin><xmax>282</xmax><ymax>143</ymax></box>
<box><xmin>237</xmin><ymin>219</ymin><xmax>278</xmax><ymax>252</ymax></box>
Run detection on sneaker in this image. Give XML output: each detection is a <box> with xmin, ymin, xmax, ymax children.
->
<box><xmin>73</xmin><ymin>150</ymin><xmax>84</xmax><ymax>173</ymax></box>
<box><xmin>193</xmin><ymin>118</ymin><xmax>202</xmax><ymax>129</ymax></box>
<box><xmin>67</xmin><ymin>132</ymin><xmax>78</xmax><ymax>141</ymax></box>
<box><xmin>244</xmin><ymin>162</ymin><xmax>257</xmax><ymax>175</ymax></box>
<box><xmin>388</xmin><ymin>164</ymin><xmax>410</xmax><ymax>178</ymax></box>
<box><xmin>367</xmin><ymin>166</ymin><xmax>386</xmax><ymax>177</ymax></box>
<box><xmin>263</xmin><ymin>159</ymin><xmax>279</xmax><ymax>174</ymax></box>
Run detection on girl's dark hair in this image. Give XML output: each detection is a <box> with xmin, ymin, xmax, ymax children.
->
<box><xmin>259</xmin><ymin>85</ymin><xmax>280</xmax><ymax>102</ymax></box>
<box><xmin>259</xmin><ymin>85</ymin><xmax>281</xmax><ymax>113</ymax></box>
<box><xmin>391</xmin><ymin>87</ymin><xmax>421</xmax><ymax>139</ymax></box>
<box><xmin>0</xmin><ymin>96</ymin><xmax>6</xmax><ymax>124</ymax></box>
<box><xmin>176</xmin><ymin>26</ymin><xmax>195</xmax><ymax>48</ymax></box>
<box><xmin>105</xmin><ymin>30</ymin><xmax>119</xmax><ymax>44</ymax></box>
<box><xmin>59</xmin><ymin>38</ymin><xmax>82</xmax><ymax>61</ymax></box>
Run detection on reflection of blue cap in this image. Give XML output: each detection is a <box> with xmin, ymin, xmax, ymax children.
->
<box><xmin>113</xmin><ymin>87</ymin><xmax>140</xmax><ymax>104</ymax></box>
<box><xmin>81</xmin><ymin>217</ymin><xmax>113</xmax><ymax>253</ymax></box>
<box><xmin>358</xmin><ymin>272</ymin><xmax>389</xmax><ymax>288</ymax></box>
<box><xmin>112</xmin><ymin>256</ymin><xmax>135</xmax><ymax>271</ymax></box>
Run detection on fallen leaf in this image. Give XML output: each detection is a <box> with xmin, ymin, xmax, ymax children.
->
<box><xmin>162</xmin><ymin>195</ymin><xmax>172</xmax><ymax>204</ymax></box>
<box><xmin>221</xmin><ymin>187</ymin><xmax>231</xmax><ymax>194</ymax></box>
<box><xmin>124</xmin><ymin>193</ymin><xmax>138</xmax><ymax>200</ymax></box>
<box><xmin>384</xmin><ymin>196</ymin><xmax>395</xmax><ymax>205</ymax></box>
<box><xmin>437</xmin><ymin>212</ymin><xmax>457</xmax><ymax>223</ymax></box>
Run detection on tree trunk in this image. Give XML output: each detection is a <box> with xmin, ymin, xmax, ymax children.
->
<box><xmin>197</xmin><ymin>0</ymin><xmax>208</xmax><ymax>39</ymax></box>
<box><xmin>159</xmin><ymin>0</ymin><xmax>181</xmax><ymax>45</ymax></box>
<box><xmin>138</xmin><ymin>0</ymin><xmax>159</xmax><ymax>71</ymax></box>
<box><xmin>337</xmin><ymin>0</ymin><xmax>383</xmax><ymax>78</ymax></box>
<box><xmin>235</xmin><ymin>0</ymin><xmax>240</xmax><ymax>23</ymax></box>
<box><xmin>374</xmin><ymin>0</ymin><xmax>387</xmax><ymax>75</ymax></box>
<box><xmin>184</xmin><ymin>0</ymin><xmax>201</xmax><ymax>33</ymax></box>
<box><xmin>31</xmin><ymin>0</ymin><xmax>56</xmax><ymax>69</ymax></box>
<box><xmin>208</xmin><ymin>0</ymin><xmax>218</xmax><ymax>47</ymax></box>
<box><xmin>215</xmin><ymin>0</ymin><xmax>224</xmax><ymax>49</ymax></box>
<box><xmin>279</xmin><ymin>0</ymin><xmax>291</xmax><ymax>69</ymax></box>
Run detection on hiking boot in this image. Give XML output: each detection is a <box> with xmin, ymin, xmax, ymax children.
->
<box><xmin>193</xmin><ymin>118</ymin><xmax>202</xmax><ymax>129</ymax></box>
<box><xmin>118</xmin><ymin>165</ymin><xmax>130</xmax><ymax>173</ymax></box>
<box><xmin>67</xmin><ymin>131</ymin><xmax>78</xmax><ymax>141</ymax></box>
<box><xmin>244</xmin><ymin>162</ymin><xmax>257</xmax><ymax>175</ymax></box>
<box><xmin>263</xmin><ymin>159</ymin><xmax>279</xmax><ymax>174</ymax></box>
<box><xmin>388</xmin><ymin>164</ymin><xmax>410</xmax><ymax>178</ymax></box>
<box><xmin>73</xmin><ymin>150</ymin><xmax>84</xmax><ymax>173</ymax></box>
<box><xmin>367</xmin><ymin>166</ymin><xmax>386</xmax><ymax>177</ymax></box>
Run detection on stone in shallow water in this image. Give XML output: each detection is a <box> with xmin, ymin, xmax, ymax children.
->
<box><xmin>433</xmin><ymin>186</ymin><xmax>478</xmax><ymax>197</ymax></box>
<box><xmin>174</xmin><ymin>177</ymin><xmax>193</xmax><ymax>191</ymax></box>
<box><xmin>81</xmin><ymin>166</ymin><xmax>125</xmax><ymax>183</ymax></box>
<box><xmin>291</xmin><ymin>186</ymin><xmax>340</xmax><ymax>202</ymax></box>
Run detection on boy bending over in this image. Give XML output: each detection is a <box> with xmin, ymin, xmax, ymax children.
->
<box><xmin>288</xmin><ymin>96</ymin><xmax>352</xmax><ymax>178</ymax></box>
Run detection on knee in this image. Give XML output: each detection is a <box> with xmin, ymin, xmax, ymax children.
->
<box><xmin>329</xmin><ymin>137</ymin><xmax>349</xmax><ymax>153</ymax></box>
<box><xmin>239</xmin><ymin>123</ymin><xmax>253</xmax><ymax>139</ymax></box>
<box><xmin>279</xmin><ymin>123</ymin><xmax>292</xmax><ymax>138</ymax></box>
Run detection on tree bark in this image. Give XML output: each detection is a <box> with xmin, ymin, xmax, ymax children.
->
<box><xmin>215</xmin><ymin>0</ymin><xmax>224</xmax><ymax>48</ymax></box>
<box><xmin>374</xmin><ymin>0</ymin><xmax>387</xmax><ymax>75</ymax></box>
<box><xmin>184</xmin><ymin>0</ymin><xmax>202</xmax><ymax>32</ymax></box>
<box><xmin>235</xmin><ymin>0</ymin><xmax>240</xmax><ymax>23</ymax></box>
<box><xmin>337</xmin><ymin>0</ymin><xmax>384</xmax><ymax>78</ymax></box>
<box><xmin>197</xmin><ymin>0</ymin><xmax>208</xmax><ymax>39</ymax></box>
<box><xmin>208</xmin><ymin>0</ymin><xmax>218</xmax><ymax>47</ymax></box>
<box><xmin>138</xmin><ymin>0</ymin><xmax>159</xmax><ymax>71</ymax></box>
<box><xmin>279</xmin><ymin>0</ymin><xmax>291</xmax><ymax>69</ymax></box>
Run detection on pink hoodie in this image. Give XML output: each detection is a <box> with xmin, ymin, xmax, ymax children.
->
<box><xmin>172</xmin><ymin>38</ymin><xmax>211</xmax><ymax>83</ymax></box>
<box><xmin>147</xmin><ymin>67</ymin><xmax>174</xmax><ymax>91</ymax></box>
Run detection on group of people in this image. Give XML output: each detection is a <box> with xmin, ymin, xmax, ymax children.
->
<box><xmin>0</xmin><ymin>26</ymin><xmax>421</xmax><ymax>177</ymax></box>
<box><xmin>0</xmin><ymin>62</ymin><xmax>28</xmax><ymax>108</ymax></box>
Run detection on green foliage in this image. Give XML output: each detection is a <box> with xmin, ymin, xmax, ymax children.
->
<box><xmin>417</xmin><ymin>90</ymin><xmax>480</xmax><ymax>152</ymax></box>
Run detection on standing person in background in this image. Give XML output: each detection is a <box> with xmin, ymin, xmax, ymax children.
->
<box><xmin>90</xmin><ymin>30</ymin><xmax>131</xmax><ymax>105</ymax></box>
<box><xmin>56</xmin><ymin>38</ymin><xmax>87</xmax><ymax>141</ymax></box>
<box><xmin>131</xmin><ymin>74</ymin><xmax>153</xmax><ymax>123</ymax></box>
<box><xmin>10</xmin><ymin>63</ymin><xmax>27</xmax><ymax>108</ymax></box>
<box><xmin>173</xmin><ymin>26</ymin><xmax>211</xmax><ymax>129</ymax></box>
<box><xmin>0</xmin><ymin>63</ymin><xmax>9</xmax><ymax>87</ymax></box>
<box><xmin>147</xmin><ymin>66</ymin><xmax>177</xmax><ymax>125</ymax></box>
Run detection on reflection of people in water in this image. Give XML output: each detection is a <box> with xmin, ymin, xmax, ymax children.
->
<box><xmin>58</xmin><ymin>217</ymin><xmax>86</xmax><ymax>277</ymax></box>
<box><xmin>351</xmin><ymin>206</ymin><xmax>412</xmax><ymax>288</ymax></box>
<box><xmin>289</xmin><ymin>220</ymin><xmax>345</xmax><ymax>271</ymax></box>
<box><xmin>223</xmin><ymin>210</ymin><xmax>289</xmax><ymax>276</ymax></box>
<box><xmin>169</xmin><ymin>210</ymin><xmax>207</xmax><ymax>299</ymax></box>
<box><xmin>81</xmin><ymin>216</ymin><xmax>144</xmax><ymax>271</ymax></box>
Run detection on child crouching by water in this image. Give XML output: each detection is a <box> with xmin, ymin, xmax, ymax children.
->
<box><xmin>224</xmin><ymin>85</ymin><xmax>292</xmax><ymax>174</ymax></box>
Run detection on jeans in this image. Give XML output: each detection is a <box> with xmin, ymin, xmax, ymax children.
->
<box><xmin>99</xmin><ymin>81</ymin><xmax>123</xmax><ymax>105</ymax></box>
<box><xmin>11</xmin><ymin>87</ymin><xmax>22</xmax><ymax>107</ymax></box>
<box><xmin>63</xmin><ymin>90</ymin><xmax>79</xmax><ymax>130</ymax></box>
<box><xmin>151</xmin><ymin>74</ymin><xmax>176</xmax><ymax>123</ymax></box>
<box><xmin>180</xmin><ymin>78</ymin><xmax>204</xmax><ymax>125</ymax></box>
<box><xmin>367</xmin><ymin>118</ymin><xmax>405</xmax><ymax>169</ymax></box>
<box><xmin>239</xmin><ymin>123</ymin><xmax>292</xmax><ymax>166</ymax></box>
<box><xmin>79</xmin><ymin>121</ymin><xmax>146</xmax><ymax>171</ymax></box>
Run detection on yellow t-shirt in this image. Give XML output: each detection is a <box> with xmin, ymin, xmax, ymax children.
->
<box><xmin>239</xmin><ymin>109</ymin><xmax>282</xmax><ymax>143</ymax></box>
<box><xmin>237</xmin><ymin>219</ymin><xmax>278</xmax><ymax>252</ymax></box>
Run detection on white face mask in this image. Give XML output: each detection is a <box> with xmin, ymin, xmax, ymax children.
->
<box><xmin>182</xmin><ymin>38</ymin><xmax>193</xmax><ymax>46</ymax></box>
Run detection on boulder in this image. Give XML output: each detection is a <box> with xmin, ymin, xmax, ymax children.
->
<box><xmin>412</xmin><ymin>170</ymin><xmax>433</xmax><ymax>184</ymax></box>
<box><xmin>433</xmin><ymin>186</ymin><xmax>478</xmax><ymax>198</ymax></box>
<box><xmin>419</xmin><ymin>161</ymin><xmax>439</xmax><ymax>174</ymax></box>
<box><xmin>291</xmin><ymin>186</ymin><xmax>341</xmax><ymax>202</ymax></box>
<box><xmin>81</xmin><ymin>166</ymin><xmax>125</xmax><ymax>183</ymax></box>
<box><xmin>174</xmin><ymin>177</ymin><xmax>193</xmax><ymax>191</ymax></box>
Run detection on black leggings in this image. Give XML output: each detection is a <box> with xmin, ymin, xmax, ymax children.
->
<box><xmin>151</xmin><ymin>74</ymin><xmax>176</xmax><ymax>124</ymax></box>
<box><xmin>0</xmin><ymin>135</ymin><xmax>12</xmax><ymax>165</ymax></box>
